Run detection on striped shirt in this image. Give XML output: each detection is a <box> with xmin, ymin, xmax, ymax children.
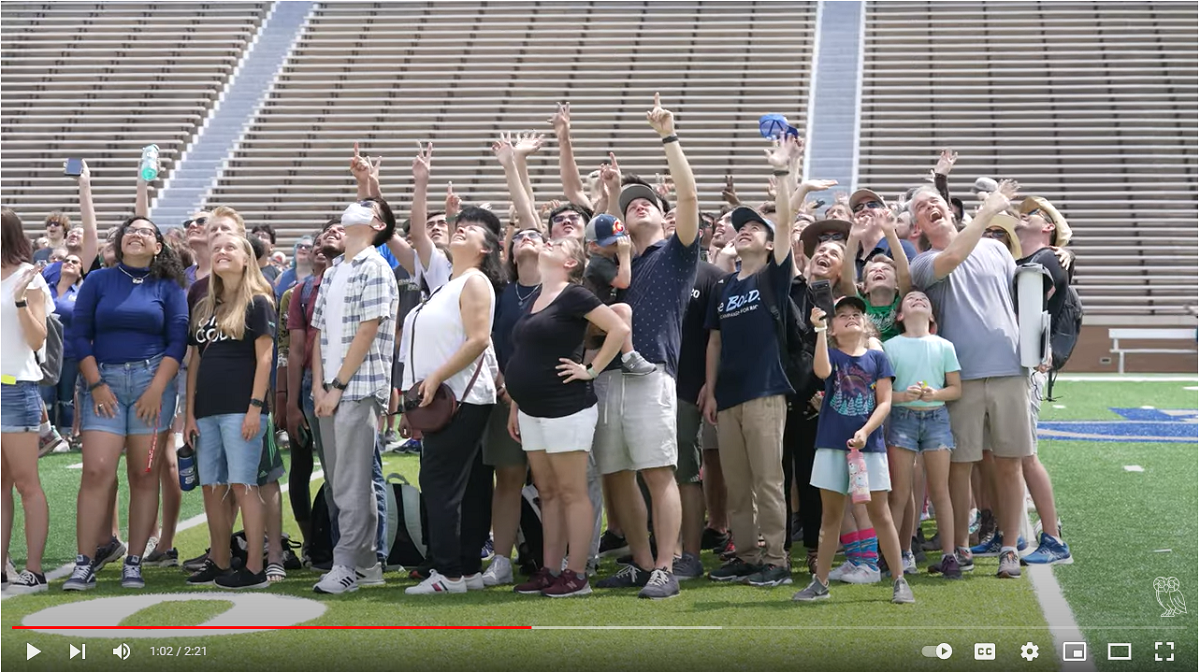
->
<box><xmin>312</xmin><ymin>246</ymin><xmax>398</xmax><ymax>406</ymax></box>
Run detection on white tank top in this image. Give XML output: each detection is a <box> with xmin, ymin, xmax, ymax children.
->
<box><xmin>401</xmin><ymin>269</ymin><xmax>498</xmax><ymax>405</ymax></box>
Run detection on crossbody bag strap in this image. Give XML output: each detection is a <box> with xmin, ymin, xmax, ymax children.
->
<box><xmin>407</xmin><ymin>284</ymin><xmax>445</xmax><ymax>388</ymax></box>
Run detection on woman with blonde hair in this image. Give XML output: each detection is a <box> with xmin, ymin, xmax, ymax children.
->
<box><xmin>183</xmin><ymin>233</ymin><xmax>277</xmax><ymax>590</ymax></box>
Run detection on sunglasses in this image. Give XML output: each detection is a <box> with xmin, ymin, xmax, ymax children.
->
<box><xmin>1025</xmin><ymin>208</ymin><xmax>1047</xmax><ymax>220</ymax></box>
<box><xmin>512</xmin><ymin>230</ymin><xmax>544</xmax><ymax>244</ymax></box>
<box><xmin>818</xmin><ymin>231</ymin><xmax>847</xmax><ymax>243</ymax></box>
<box><xmin>983</xmin><ymin>228</ymin><xmax>1008</xmax><ymax>240</ymax></box>
<box><xmin>296</xmin><ymin>244</ymin><xmax>312</xmax><ymax>251</ymax></box>
<box><xmin>551</xmin><ymin>213</ymin><xmax>583</xmax><ymax>226</ymax></box>
<box><xmin>184</xmin><ymin>217</ymin><xmax>207</xmax><ymax>228</ymax></box>
<box><xmin>852</xmin><ymin>200</ymin><xmax>885</xmax><ymax>214</ymax></box>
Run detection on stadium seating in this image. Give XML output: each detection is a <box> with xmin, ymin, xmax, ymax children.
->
<box><xmin>857</xmin><ymin>1</ymin><xmax>1198</xmax><ymax>321</ymax></box>
<box><xmin>206</xmin><ymin>1</ymin><xmax>818</xmax><ymax>241</ymax></box>
<box><xmin>0</xmin><ymin>2</ymin><xmax>269</xmax><ymax>228</ymax></box>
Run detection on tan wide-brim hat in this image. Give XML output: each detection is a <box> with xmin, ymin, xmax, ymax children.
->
<box><xmin>1019</xmin><ymin>196</ymin><xmax>1072</xmax><ymax>247</ymax></box>
<box><xmin>987</xmin><ymin>213</ymin><xmax>1024</xmax><ymax>259</ymax></box>
<box><xmin>800</xmin><ymin>219</ymin><xmax>852</xmax><ymax>258</ymax></box>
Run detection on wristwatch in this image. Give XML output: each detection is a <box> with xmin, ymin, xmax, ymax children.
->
<box><xmin>585</xmin><ymin>364</ymin><xmax>597</xmax><ymax>380</ymax></box>
<box><xmin>249</xmin><ymin>398</ymin><xmax>265</xmax><ymax>408</ymax></box>
<box><xmin>14</xmin><ymin>299</ymin><xmax>27</xmax><ymax>308</ymax></box>
<box><xmin>325</xmin><ymin>378</ymin><xmax>348</xmax><ymax>392</ymax></box>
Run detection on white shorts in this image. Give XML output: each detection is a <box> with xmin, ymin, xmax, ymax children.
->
<box><xmin>810</xmin><ymin>448</ymin><xmax>892</xmax><ymax>495</ymax></box>
<box><xmin>591</xmin><ymin>367</ymin><xmax>678</xmax><ymax>475</ymax></box>
<box><xmin>518</xmin><ymin>405</ymin><xmax>598</xmax><ymax>454</ymax></box>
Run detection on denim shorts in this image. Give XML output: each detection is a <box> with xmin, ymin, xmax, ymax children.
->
<box><xmin>196</xmin><ymin>413</ymin><xmax>269</xmax><ymax>486</ymax></box>
<box><xmin>886</xmin><ymin>405</ymin><xmax>955</xmax><ymax>453</ymax></box>
<box><xmin>1</xmin><ymin>381</ymin><xmax>43</xmax><ymax>433</ymax></box>
<box><xmin>79</xmin><ymin>355</ymin><xmax>178</xmax><ymax>437</ymax></box>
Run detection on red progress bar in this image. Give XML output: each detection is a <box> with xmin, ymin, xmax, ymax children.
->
<box><xmin>13</xmin><ymin>626</ymin><xmax>532</xmax><ymax>630</ymax></box>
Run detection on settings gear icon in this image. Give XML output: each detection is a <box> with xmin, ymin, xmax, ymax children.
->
<box><xmin>1020</xmin><ymin>642</ymin><xmax>1040</xmax><ymax>661</ymax></box>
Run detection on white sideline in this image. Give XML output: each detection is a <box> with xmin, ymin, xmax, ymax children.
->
<box><xmin>1028</xmin><ymin>563</ymin><xmax>1095</xmax><ymax>672</ymax></box>
<box><xmin>2</xmin><ymin>469</ymin><xmax>323</xmax><ymax>600</ymax></box>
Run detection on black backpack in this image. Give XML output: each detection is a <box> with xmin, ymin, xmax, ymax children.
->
<box><xmin>514</xmin><ymin>484</ymin><xmax>544</xmax><ymax>575</ymax></box>
<box><xmin>308</xmin><ymin>483</ymin><xmax>334</xmax><ymax>567</ymax></box>
<box><xmin>718</xmin><ymin>272</ymin><xmax>817</xmax><ymax>401</ymax></box>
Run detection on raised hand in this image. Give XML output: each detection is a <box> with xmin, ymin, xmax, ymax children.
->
<box><xmin>549</xmin><ymin>102</ymin><xmax>571</xmax><ymax>138</ymax></box>
<box><xmin>766</xmin><ymin>176</ymin><xmax>778</xmax><ymax>200</ymax></box>
<box><xmin>645</xmin><ymin>92</ymin><xmax>675</xmax><ymax>137</ymax></box>
<box><xmin>835</xmin><ymin>191</ymin><xmax>850</xmax><ymax>206</ymax></box>
<box><xmin>412</xmin><ymin>141</ymin><xmax>433</xmax><ymax>181</ymax></box>
<box><xmin>935</xmin><ymin>148</ymin><xmax>959</xmax><ymax>176</ymax></box>
<box><xmin>599</xmin><ymin>152</ymin><xmax>621</xmax><ymax>192</ymax></box>
<box><xmin>810</xmin><ymin>306</ymin><xmax>827</xmax><ymax>329</ymax></box>
<box><xmin>514</xmin><ymin>131</ymin><xmax>545</xmax><ymax>158</ymax></box>
<box><xmin>721</xmin><ymin>174</ymin><xmax>739</xmax><ymax>205</ymax></box>
<box><xmin>983</xmin><ymin>179</ymin><xmax>1020</xmax><ymax>212</ymax></box>
<box><xmin>491</xmin><ymin>132</ymin><xmax>516</xmax><ymax>165</ymax></box>
<box><xmin>764</xmin><ymin>135</ymin><xmax>804</xmax><ymax>171</ymax></box>
<box><xmin>654</xmin><ymin>173</ymin><xmax>675</xmax><ymax>199</ymax></box>
<box><xmin>800</xmin><ymin>178</ymin><xmax>838</xmax><ymax>193</ymax></box>
<box><xmin>351</xmin><ymin>141</ymin><xmax>371</xmax><ymax>178</ymax></box>
<box><xmin>445</xmin><ymin>182</ymin><xmax>461</xmax><ymax>217</ymax></box>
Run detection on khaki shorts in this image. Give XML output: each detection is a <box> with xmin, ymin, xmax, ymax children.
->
<box><xmin>592</xmin><ymin>367</ymin><xmax>678</xmax><ymax>475</ymax></box>
<box><xmin>483</xmin><ymin>397</ymin><xmax>527</xmax><ymax>468</ymax></box>
<box><xmin>947</xmin><ymin>375</ymin><xmax>1034</xmax><ymax>462</ymax></box>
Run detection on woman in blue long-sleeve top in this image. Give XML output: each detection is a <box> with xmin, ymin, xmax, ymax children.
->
<box><xmin>63</xmin><ymin>216</ymin><xmax>188</xmax><ymax>592</ymax></box>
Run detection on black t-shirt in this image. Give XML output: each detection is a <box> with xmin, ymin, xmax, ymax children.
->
<box><xmin>261</xmin><ymin>264</ymin><xmax>281</xmax><ymax>285</ymax></box>
<box><xmin>505</xmin><ymin>284</ymin><xmax>603</xmax><ymax>419</ymax></box>
<box><xmin>493</xmin><ymin>281</ymin><xmax>540</xmax><ymax>373</ymax></box>
<box><xmin>188</xmin><ymin>295</ymin><xmax>277</xmax><ymax>419</ymax></box>
<box><xmin>583</xmin><ymin>254</ymin><xmax>620</xmax><ymax>305</ymax></box>
<box><xmin>677</xmin><ymin>261</ymin><xmax>725</xmax><ymax>404</ymax></box>
<box><xmin>1019</xmin><ymin>248</ymin><xmax>1069</xmax><ymax>325</ymax></box>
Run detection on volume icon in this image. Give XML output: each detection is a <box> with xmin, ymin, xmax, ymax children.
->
<box><xmin>113</xmin><ymin>643</ymin><xmax>131</xmax><ymax>660</ymax></box>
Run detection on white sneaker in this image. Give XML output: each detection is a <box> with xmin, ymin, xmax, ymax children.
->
<box><xmin>405</xmin><ymin>569</ymin><xmax>466</xmax><ymax>595</ymax></box>
<box><xmin>482</xmin><ymin>556</ymin><xmax>513</xmax><ymax>586</ymax></box>
<box><xmin>828</xmin><ymin>560</ymin><xmax>857</xmax><ymax>582</ymax></box>
<box><xmin>463</xmin><ymin>573</ymin><xmax>485</xmax><ymax>591</ymax></box>
<box><xmin>841</xmin><ymin>563</ymin><xmax>882</xmax><ymax>585</ymax></box>
<box><xmin>903</xmin><ymin>552</ymin><xmax>918</xmax><ymax>575</ymax></box>
<box><xmin>145</xmin><ymin>536</ymin><xmax>159</xmax><ymax>558</ymax></box>
<box><xmin>313</xmin><ymin>565</ymin><xmax>359</xmax><ymax>594</ymax></box>
<box><xmin>356</xmin><ymin>563</ymin><xmax>385</xmax><ymax>587</ymax></box>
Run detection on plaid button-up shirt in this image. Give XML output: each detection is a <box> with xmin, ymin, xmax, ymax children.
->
<box><xmin>311</xmin><ymin>246</ymin><xmax>398</xmax><ymax>406</ymax></box>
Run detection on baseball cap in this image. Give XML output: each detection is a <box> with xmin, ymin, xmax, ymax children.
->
<box><xmin>972</xmin><ymin>177</ymin><xmax>999</xmax><ymax>194</ymax></box>
<box><xmin>834</xmin><ymin>294</ymin><xmax>867</xmax><ymax>314</ymax></box>
<box><xmin>758</xmin><ymin>114</ymin><xmax>799</xmax><ymax>139</ymax></box>
<box><xmin>618</xmin><ymin>183</ymin><xmax>665</xmax><ymax>220</ymax></box>
<box><xmin>731</xmin><ymin>206</ymin><xmax>775</xmax><ymax>235</ymax></box>
<box><xmin>848</xmin><ymin>188</ymin><xmax>886</xmax><ymax>213</ymax></box>
<box><xmin>584</xmin><ymin>214</ymin><xmax>628</xmax><ymax>247</ymax></box>
<box><xmin>1019</xmin><ymin>196</ymin><xmax>1072</xmax><ymax>247</ymax></box>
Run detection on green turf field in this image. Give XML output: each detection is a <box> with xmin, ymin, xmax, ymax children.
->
<box><xmin>3</xmin><ymin>380</ymin><xmax>1195</xmax><ymax>671</ymax></box>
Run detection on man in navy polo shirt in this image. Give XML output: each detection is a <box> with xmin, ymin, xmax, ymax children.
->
<box><xmin>592</xmin><ymin>94</ymin><xmax>700</xmax><ymax>600</ymax></box>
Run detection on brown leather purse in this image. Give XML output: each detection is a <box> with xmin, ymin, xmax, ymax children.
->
<box><xmin>402</xmin><ymin>288</ymin><xmax>485</xmax><ymax>434</ymax></box>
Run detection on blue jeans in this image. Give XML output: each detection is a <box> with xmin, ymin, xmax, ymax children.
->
<box><xmin>40</xmin><ymin>356</ymin><xmax>78</xmax><ymax>430</ymax></box>
<box><xmin>2</xmin><ymin>381</ymin><xmax>43</xmax><ymax>433</ymax></box>
<box><xmin>301</xmin><ymin>370</ymin><xmax>387</xmax><ymax>565</ymax></box>
<box><xmin>79</xmin><ymin>355</ymin><xmax>177</xmax><ymax>437</ymax></box>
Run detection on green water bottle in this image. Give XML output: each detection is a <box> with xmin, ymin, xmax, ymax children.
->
<box><xmin>140</xmin><ymin>144</ymin><xmax>160</xmax><ymax>182</ymax></box>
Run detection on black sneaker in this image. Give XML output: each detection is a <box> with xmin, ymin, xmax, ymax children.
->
<box><xmin>709</xmin><ymin>558</ymin><xmax>758</xmax><ymax>583</ymax></box>
<box><xmin>638</xmin><ymin>568</ymin><xmax>680</xmax><ymax>599</ymax></box>
<box><xmin>120</xmin><ymin>557</ymin><xmax>145</xmax><ymax>589</ymax></box>
<box><xmin>93</xmin><ymin>536</ymin><xmax>126</xmax><ymax>571</ymax></box>
<box><xmin>746</xmin><ymin>563</ymin><xmax>793</xmax><ymax>587</ymax></box>
<box><xmin>182</xmin><ymin>549</ymin><xmax>210</xmax><ymax>573</ymax></box>
<box><xmin>598</xmin><ymin>530</ymin><xmax>629</xmax><ymax>558</ymax></box>
<box><xmin>595</xmin><ymin>564</ymin><xmax>651</xmax><ymax>589</ymax></box>
<box><xmin>928</xmin><ymin>553</ymin><xmax>963</xmax><ymax>579</ymax></box>
<box><xmin>216</xmin><ymin>567</ymin><xmax>269</xmax><ymax>590</ymax></box>
<box><xmin>7</xmin><ymin>569</ymin><xmax>48</xmax><ymax>595</ymax></box>
<box><xmin>187</xmin><ymin>559</ymin><xmax>231</xmax><ymax>586</ymax></box>
<box><xmin>701</xmin><ymin>527</ymin><xmax>731</xmax><ymax>551</ymax></box>
<box><xmin>144</xmin><ymin>547</ymin><xmax>179</xmax><ymax>568</ymax></box>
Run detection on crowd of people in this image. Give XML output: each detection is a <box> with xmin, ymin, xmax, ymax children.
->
<box><xmin>2</xmin><ymin>94</ymin><xmax>1078</xmax><ymax>604</ymax></box>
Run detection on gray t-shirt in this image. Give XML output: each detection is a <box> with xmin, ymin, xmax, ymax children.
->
<box><xmin>910</xmin><ymin>238</ymin><xmax>1022</xmax><ymax>381</ymax></box>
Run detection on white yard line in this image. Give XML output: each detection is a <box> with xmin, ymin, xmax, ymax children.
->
<box><xmin>1028</xmin><ymin>563</ymin><xmax>1096</xmax><ymax>672</ymax></box>
<box><xmin>2</xmin><ymin>470</ymin><xmax>323</xmax><ymax>600</ymax></box>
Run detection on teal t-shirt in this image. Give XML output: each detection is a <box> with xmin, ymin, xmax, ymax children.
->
<box><xmin>882</xmin><ymin>334</ymin><xmax>961</xmax><ymax>408</ymax></box>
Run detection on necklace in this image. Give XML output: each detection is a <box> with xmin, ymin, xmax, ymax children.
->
<box><xmin>118</xmin><ymin>265</ymin><xmax>149</xmax><ymax>285</ymax></box>
<box><xmin>515</xmin><ymin>283</ymin><xmax>541</xmax><ymax>304</ymax></box>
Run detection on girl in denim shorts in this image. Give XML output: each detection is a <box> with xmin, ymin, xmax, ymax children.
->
<box><xmin>184</xmin><ymin>234</ymin><xmax>277</xmax><ymax>591</ymax></box>
<box><xmin>65</xmin><ymin>217</ymin><xmax>189</xmax><ymax>592</ymax></box>
<box><xmin>882</xmin><ymin>291</ymin><xmax>963</xmax><ymax>578</ymax></box>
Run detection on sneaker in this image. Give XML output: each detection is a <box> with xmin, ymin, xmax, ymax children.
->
<box><xmin>792</xmin><ymin>576</ymin><xmax>830</xmax><ymax>601</ymax></box>
<box><xmin>314</xmin><ymin>565</ymin><xmax>359</xmax><ymax>594</ymax></box>
<box><xmin>5</xmin><ymin>557</ymin><xmax>17</xmax><ymax>582</ymax></box>
<box><xmin>1022</xmin><ymin>534</ymin><xmax>1073</xmax><ymax>566</ymax></box>
<box><xmin>955</xmin><ymin>549</ymin><xmax>975</xmax><ymax>573</ymax></box>
<box><xmin>921</xmin><ymin>531</ymin><xmax>942</xmax><ymax>552</ymax></box>
<box><xmin>902</xmin><ymin>550</ymin><xmax>918</xmax><ymax>575</ymax></box>
<box><xmin>586</xmin><ymin>557</ymin><xmax>599</xmax><ymax>577</ymax></box>
<box><xmin>598</xmin><ymin>530</ymin><xmax>629</xmax><ymax>558</ymax></box>
<box><xmin>145</xmin><ymin>536</ymin><xmax>159</xmax><ymax>558</ymax></box>
<box><xmin>62</xmin><ymin>557</ymin><xmax>96</xmax><ymax>591</ymax></box>
<box><xmin>715</xmin><ymin>539</ymin><xmax>737</xmax><ymax>561</ymax></box>
<box><xmin>911</xmin><ymin>544</ymin><xmax>926</xmax><ymax>564</ymax></box>
<box><xmin>187</xmin><ymin>559</ymin><xmax>231</xmax><ymax>586</ymax></box>
<box><xmin>216</xmin><ymin>567</ymin><xmax>269</xmax><ymax>590</ymax></box>
<box><xmin>182</xmin><ymin>550</ymin><xmax>210</xmax><ymax>573</ymax></box>
<box><xmin>52</xmin><ymin>438</ymin><xmax>74</xmax><ymax>454</ymax></box>
<box><xmin>514</xmin><ymin>567</ymin><xmax>557</xmax><ymax>595</ymax></box>
<box><xmin>701</xmin><ymin>527</ymin><xmax>731</xmax><ymax>551</ymax></box>
<box><xmin>746</xmin><ymin>564</ymin><xmax>793</xmax><ymax>588</ymax></box>
<box><xmin>398</xmin><ymin>438</ymin><xmax>422</xmax><ymax>454</ymax></box>
<box><xmin>7</xmin><ymin>570</ymin><xmax>48</xmax><ymax>595</ymax></box>
<box><xmin>408</xmin><ymin>558</ymin><xmax>435</xmax><ymax>581</ymax></box>
<box><xmin>828</xmin><ymin>560</ymin><xmax>857</xmax><ymax>582</ymax></box>
<box><xmin>405</xmin><ymin>569</ymin><xmax>466</xmax><ymax>595</ymax></box>
<box><xmin>37</xmin><ymin>426</ymin><xmax>68</xmax><ymax>457</ymax></box>
<box><xmin>542</xmin><ymin>572</ymin><xmax>592</xmax><ymax>598</ymax></box>
<box><xmin>620</xmin><ymin>350</ymin><xmax>656</xmax><ymax>376</ymax></box>
<box><xmin>482</xmin><ymin>556</ymin><xmax>514</xmax><ymax>586</ymax></box>
<box><xmin>93</xmin><ymin>536</ymin><xmax>126</xmax><ymax>571</ymax></box>
<box><xmin>709</xmin><ymin>558</ymin><xmax>758</xmax><ymax>583</ymax></box>
<box><xmin>144</xmin><ymin>547</ymin><xmax>179</xmax><ymax>568</ymax></box>
<box><xmin>972</xmin><ymin>534</ymin><xmax>1027</xmax><ymax>557</ymax></box>
<box><xmin>1033</xmin><ymin>517</ymin><xmax>1064</xmax><ymax>540</ymax></box>
<box><xmin>997</xmin><ymin>550</ymin><xmax>1021</xmax><ymax>579</ymax></box>
<box><xmin>595</xmin><ymin>563</ymin><xmax>651</xmax><ymax>589</ymax></box>
<box><xmin>805</xmin><ymin>550</ymin><xmax>819</xmax><ymax>576</ymax></box>
<box><xmin>480</xmin><ymin>536</ymin><xmax>494</xmax><ymax>561</ymax></box>
<box><xmin>356</xmin><ymin>562</ymin><xmax>385</xmax><ymax>586</ymax></box>
<box><xmin>789</xmin><ymin>513</ymin><xmax>805</xmax><ymax>542</ymax></box>
<box><xmin>892</xmin><ymin>578</ymin><xmax>915</xmax><ymax>604</ymax></box>
<box><xmin>672</xmin><ymin>552</ymin><xmax>704</xmax><ymax>580</ymax></box>
<box><xmin>928</xmin><ymin>554</ymin><xmax>963</xmax><ymax>579</ymax></box>
<box><xmin>120</xmin><ymin>558</ymin><xmax>145</xmax><ymax>589</ymax></box>
<box><xmin>638</xmin><ymin>568</ymin><xmax>680</xmax><ymax>599</ymax></box>
<box><xmin>840</xmin><ymin>563</ymin><xmax>882</xmax><ymax>585</ymax></box>
<box><xmin>463</xmin><ymin>572</ymin><xmax>485</xmax><ymax>591</ymax></box>
<box><xmin>383</xmin><ymin>429</ymin><xmax>403</xmax><ymax>452</ymax></box>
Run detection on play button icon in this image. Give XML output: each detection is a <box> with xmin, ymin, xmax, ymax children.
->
<box><xmin>27</xmin><ymin>643</ymin><xmax>41</xmax><ymax>660</ymax></box>
<box><xmin>937</xmin><ymin>643</ymin><xmax>953</xmax><ymax>660</ymax></box>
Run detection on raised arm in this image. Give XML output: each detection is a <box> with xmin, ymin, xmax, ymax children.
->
<box><xmin>648</xmin><ymin>93</ymin><xmax>698</xmax><ymax>246</ymax></box>
<box><xmin>884</xmin><ymin>218</ymin><xmax>911</xmax><ymax>295</ymax></box>
<box><xmin>765</xmin><ymin>135</ymin><xmax>805</xmax><ymax>267</ymax></box>
<box><xmin>932</xmin><ymin>148</ymin><xmax>957</xmax><ymax>205</ymax></box>
<box><xmin>513</xmin><ymin>131</ymin><xmax>543</xmax><ymax>210</ymax></box>
<box><xmin>352</xmin><ymin>142</ymin><xmax>383</xmax><ymax>200</ymax></box>
<box><xmin>601</xmin><ymin>153</ymin><xmax>623</xmax><ymax>219</ymax></box>
<box><xmin>810</xmin><ymin>307</ymin><xmax>831</xmax><ymax>379</ymax></box>
<box><xmin>409</xmin><ymin>142</ymin><xmax>437</xmax><ymax>270</ymax></box>
<box><xmin>75</xmin><ymin>160</ymin><xmax>98</xmax><ymax>271</ymax></box>
<box><xmin>790</xmin><ymin>178</ymin><xmax>838</xmax><ymax>216</ymax></box>
<box><xmin>135</xmin><ymin>152</ymin><xmax>155</xmax><ymax>218</ymax></box>
<box><xmin>840</xmin><ymin>227</ymin><xmax>861</xmax><ymax>298</ymax></box>
<box><xmin>550</xmin><ymin>103</ymin><xmax>591</xmax><ymax>208</ymax></box>
<box><xmin>931</xmin><ymin>180</ymin><xmax>1017</xmax><ymax>279</ymax></box>
<box><xmin>493</xmin><ymin>133</ymin><xmax>540</xmax><ymax>232</ymax></box>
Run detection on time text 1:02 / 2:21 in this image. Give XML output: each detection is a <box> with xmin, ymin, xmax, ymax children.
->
<box><xmin>149</xmin><ymin>647</ymin><xmax>208</xmax><ymax>656</ymax></box>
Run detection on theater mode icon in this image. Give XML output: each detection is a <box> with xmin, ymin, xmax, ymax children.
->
<box><xmin>1107</xmin><ymin>643</ymin><xmax>1132</xmax><ymax>661</ymax></box>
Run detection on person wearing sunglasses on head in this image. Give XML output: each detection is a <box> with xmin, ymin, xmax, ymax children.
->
<box><xmin>64</xmin><ymin>217</ymin><xmax>188</xmax><ymax>592</ymax></box>
<box><xmin>181</xmin><ymin>212</ymin><xmax>212</xmax><ymax>289</ymax></box>
<box><xmin>274</xmin><ymin>235</ymin><xmax>315</xmax><ymax>301</ymax></box>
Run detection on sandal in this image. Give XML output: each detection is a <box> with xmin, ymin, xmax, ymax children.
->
<box><xmin>266</xmin><ymin>562</ymin><xmax>286</xmax><ymax>583</ymax></box>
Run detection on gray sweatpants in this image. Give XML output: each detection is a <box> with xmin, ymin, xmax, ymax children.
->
<box><xmin>317</xmin><ymin>397</ymin><xmax>381</xmax><ymax>569</ymax></box>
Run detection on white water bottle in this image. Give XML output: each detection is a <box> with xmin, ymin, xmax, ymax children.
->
<box><xmin>139</xmin><ymin>144</ymin><xmax>160</xmax><ymax>182</ymax></box>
